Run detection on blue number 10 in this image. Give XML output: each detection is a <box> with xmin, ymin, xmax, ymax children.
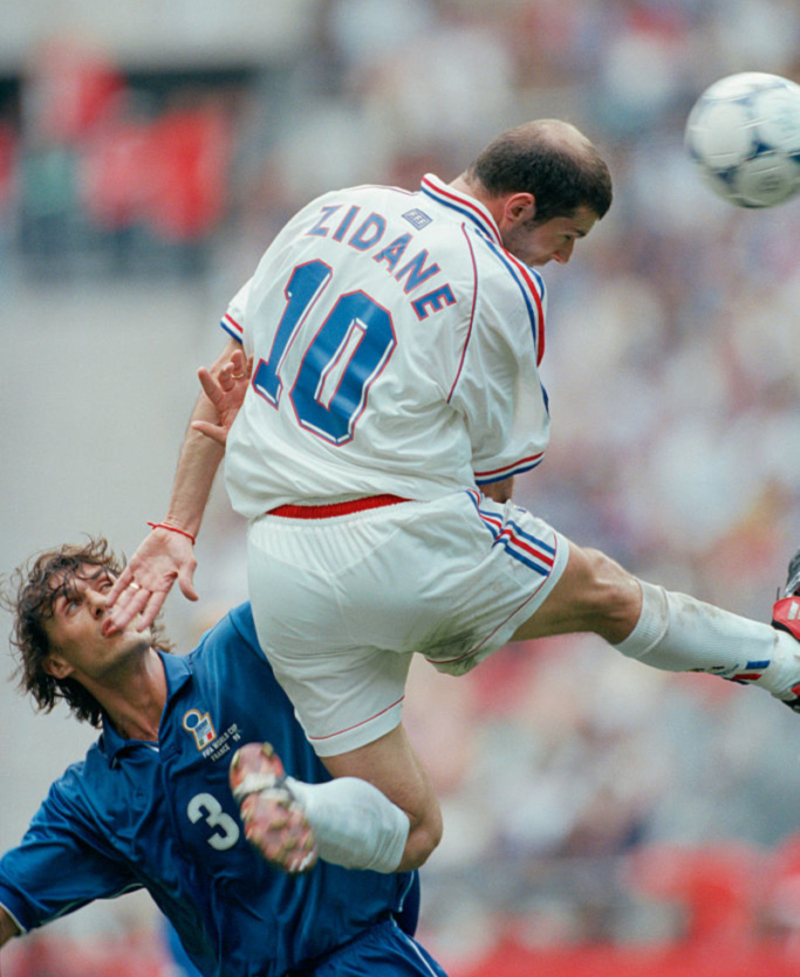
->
<box><xmin>252</xmin><ymin>260</ymin><xmax>396</xmax><ymax>445</ymax></box>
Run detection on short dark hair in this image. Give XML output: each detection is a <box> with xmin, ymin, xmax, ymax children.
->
<box><xmin>2</xmin><ymin>538</ymin><xmax>173</xmax><ymax>728</ymax></box>
<box><xmin>467</xmin><ymin>119</ymin><xmax>613</xmax><ymax>224</ymax></box>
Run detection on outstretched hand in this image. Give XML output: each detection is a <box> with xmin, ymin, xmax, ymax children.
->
<box><xmin>104</xmin><ymin>528</ymin><xmax>199</xmax><ymax>634</ymax></box>
<box><xmin>192</xmin><ymin>348</ymin><xmax>253</xmax><ymax>446</ymax></box>
<box><xmin>105</xmin><ymin>346</ymin><xmax>248</xmax><ymax>632</ymax></box>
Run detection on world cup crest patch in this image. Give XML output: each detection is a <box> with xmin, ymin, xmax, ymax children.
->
<box><xmin>182</xmin><ymin>709</ymin><xmax>217</xmax><ymax>750</ymax></box>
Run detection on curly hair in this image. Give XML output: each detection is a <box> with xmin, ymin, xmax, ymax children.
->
<box><xmin>2</xmin><ymin>538</ymin><xmax>173</xmax><ymax>728</ymax></box>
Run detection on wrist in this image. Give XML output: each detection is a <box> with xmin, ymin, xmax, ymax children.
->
<box><xmin>147</xmin><ymin>522</ymin><xmax>196</xmax><ymax>545</ymax></box>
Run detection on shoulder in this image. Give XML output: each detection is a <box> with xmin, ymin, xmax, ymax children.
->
<box><xmin>186</xmin><ymin>603</ymin><xmax>281</xmax><ymax>688</ymax></box>
<box><xmin>33</xmin><ymin>745</ymin><xmax>105</xmax><ymax>823</ymax></box>
<box><xmin>471</xmin><ymin>230</ymin><xmax>546</xmax><ymax>306</ymax></box>
<box><xmin>185</xmin><ymin>604</ymin><xmax>258</xmax><ymax>670</ymax></box>
<box><xmin>224</xmin><ymin>602</ymin><xmax>262</xmax><ymax>653</ymax></box>
<box><xmin>467</xmin><ymin>232</ymin><xmax>547</xmax><ymax>359</ymax></box>
<box><xmin>290</xmin><ymin>184</ymin><xmax>404</xmax><ymax>223</ymax></box>
<box><xmin>193</xmin><ymin>602</ymin><xmax>260</xmax><ymax>655</ymax></box>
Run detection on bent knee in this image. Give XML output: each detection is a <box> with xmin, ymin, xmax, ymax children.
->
<box><xmin>513</xmin><ymin>542</ymin><xmax>641</xmax><ymax>643</ymax></box>
<box><xmin>571</xmin><ymin>546</ymin><xmax>641</xmax><ymax>638</ymax></box>
<box><xmin>580</xmin><ymin>546</ymin><xmax>628</xmax><ymax>592</ymax></box>
<box><xmin>399</xmin><ymin>809</ymin><xmax>443</xmax><ymax>871</ymax></box>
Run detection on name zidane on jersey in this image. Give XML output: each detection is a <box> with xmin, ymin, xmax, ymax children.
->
<box><xmin>306</xmin><ymin>203</ymin><xmax>457</xmax><ymax>322</ymax></box>
<box><xmin>182</xmin><ymin>709</ymin><xmax>242</xmax><ymax>762</ymax></box>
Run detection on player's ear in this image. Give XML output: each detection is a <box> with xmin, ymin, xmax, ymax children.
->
<box><xmin>42</xmin><ymin>652</ymin><xmax>74</xmax><ymax>680</ymax></box>
<box><xmin>503</xmin><ymin>192</ymin><xmax>536</xmax><ymax>226</ymax></box>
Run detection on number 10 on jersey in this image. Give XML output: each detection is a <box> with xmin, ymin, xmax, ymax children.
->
<box><xmin>252</xmin><ymin>260</ymin><xmax>397</xmax><ymax>445</ymax></box>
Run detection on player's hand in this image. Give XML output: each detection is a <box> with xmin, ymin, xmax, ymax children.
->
<box><xmin>103</xmin><ymin>528</ymin><xmax>198</xmax><ymax>634</ymax></box>
<box><xmin>192</xmin><ymin>348</ymin><xmax>253</xmax><ymax>446</ymax></box>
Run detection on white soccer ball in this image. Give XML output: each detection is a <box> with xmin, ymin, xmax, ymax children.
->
<box><xmin>685</xmin><ymin>71</ymin><xmax>800</xmax><ymax>208</ymax></box>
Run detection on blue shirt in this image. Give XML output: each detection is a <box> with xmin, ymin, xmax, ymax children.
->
<box><xmin>0</xmin><ymin>604</ymin><xmax>415</xmax><ymax>977</ymax></box>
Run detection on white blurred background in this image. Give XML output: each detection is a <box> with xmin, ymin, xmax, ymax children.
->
<box><xmin>3</xmin><ymin>2</ymin><xmax>800</xmax><ymax>975</ymax></box>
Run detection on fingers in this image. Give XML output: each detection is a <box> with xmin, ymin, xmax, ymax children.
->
<box><xmin>231</xmin><ymin>348</ymin><xmax>252</xmax><ymax>379</ymax></box>
<box><xmin>198</xmin><ymin>363</ymin><xmax>245</xmax><ymax>403</ymax></box>
<box><xmin>198</xmin><ymin>366</ymin><xmax>223</xmax><ymax>403</ymax></box>
<box><xmin>177</xmin><ymin>566</ymin><xmax>200</xmax><ymax>603</ymax></box>
<box><xmin>103</xmin><ymin>582</ymin><xmax>150</xmax><ymax>635</ymax></box>
<box><xmin>217</xmin><ymin>363</ymin><xmax>237</xmax><ymax>391</ymax></box>
<box><xmin>106</xmin><ymin>565</ymin><xmax>134</xmax><ymax>609</ymax></box>
<box><xmin>139</xmin><ymin>590</ymin><xmax>169</xmax><ymax>630</ymax></box>
<box><xmin>191</xmin><ymin>419</ymin><xmax>227</xmax><ymax>445</ymax></box>
<box><xmin>200</xmin><ymin>351</ymin><xmax>251</xmax><ymax>396</ymax></box>
<box><xmin>222</xmin><ymin>353</ymin><xmax>249</xmax><ymax>386</ymax></box>
<box><xmin>104</xmin><ymin>581</ymin><xmax>169</xmax><ymax>635</ymax></box>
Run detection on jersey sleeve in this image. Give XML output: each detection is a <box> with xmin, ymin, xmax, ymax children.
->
<box><xmin>220</xmin><ymin>277</ymin><xmax>251</xmax><ymax>346</ymax></box>
<box><xmin>448</xmin><ymin>241</ymin><xmax>551</xmax><ymax>484</ymax></box>
<box><xmin>0</xmin><ymin>779</ymin><xmax>140</xmax><ymax>934</ymax></box>
<box><xmin>219</xmin><ymin>193</ymin><xmax>337</xmax><ymax>352</ymax></box>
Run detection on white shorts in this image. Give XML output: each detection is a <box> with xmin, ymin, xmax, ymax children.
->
<box><xmin>247</xmin><ymin>490</ymin><xmax>568</xmax><ymax>756</ymax></box>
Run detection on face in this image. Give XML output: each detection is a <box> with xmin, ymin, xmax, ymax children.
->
<box><xmin>43</xmin><ymin>566</ymin><xmax>152</xmax><ymax>684</ymax></box>
<box><xmin>499</xmin><ymin>200</ymin><xmax>598</xmax><ymax>267</ymax></box>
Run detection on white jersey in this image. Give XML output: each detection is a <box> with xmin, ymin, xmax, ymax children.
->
<box><xmin>221</xmin><ymin>174</ymin><xmax>551</xmax><ymax>519</ymax></box>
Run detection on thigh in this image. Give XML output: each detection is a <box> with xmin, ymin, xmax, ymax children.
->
<box><xmin>405</xmin><ymin>491</ymin><xmax>570</xmax><ymax>675</ymax></box>
<box><xmin>245</xmin><ymin>492</ymin><xmax>570</xmax><ymax>750</ymax></box>
<box><xmin>324</xmin><ymin>491</ymin><xmax>570</xmax><ymax>673</ymax></box>
<box><xmin>509</xmin><ymin>540</ymin><xmax>643</xmax><ymax>643</ymax></box>
<box><xmin>314</xmin><ymin>919</ymin><xmax>449</xmax><ymax>977</ymax></box>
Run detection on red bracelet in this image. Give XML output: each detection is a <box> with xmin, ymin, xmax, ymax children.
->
<box><xmin>147</xmin><ymin>522</ymin><xmax>196</xmax><ymax>545</ymax></box>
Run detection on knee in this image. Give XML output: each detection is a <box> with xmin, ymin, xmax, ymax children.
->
<box><xmin>399</xmin><ymin>804</ymin><xmax>443</xmax><ymax>871</ymax></box>
<box><xmin>572</xmin><ymin>546</ymin><xmax>642</xmax><ymax>641</ymax></box>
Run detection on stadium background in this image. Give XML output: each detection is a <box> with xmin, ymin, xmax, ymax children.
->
<box><xmin>2</xmin><ymin>1</ymin><xmax>800</xmax><ymax>974</ymax></box>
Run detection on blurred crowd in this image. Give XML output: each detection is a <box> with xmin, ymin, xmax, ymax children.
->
<box><xmin>4</xmin><ymin>0</ymin><xmax>800</xmax><ymax>970</ymax></box>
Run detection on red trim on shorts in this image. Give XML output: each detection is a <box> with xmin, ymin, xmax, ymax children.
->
<box><xmin>267</xmin><ymin>495</ymin><xmax>410</xmax><ymax>519</ymax></box>
<box><xmin>307</xmin><ymin>695</ymin><xmax>406</xmax><ymax>742</ymax></box>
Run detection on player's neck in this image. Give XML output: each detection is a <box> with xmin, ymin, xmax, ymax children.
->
<box><xmin>98</xmin><ymin>648</ymin><xmax>167</xmax><ymax>742</ymax></box>
<box><xmin>449</xmin><ymin>173</ymin><xmax>476</xmax><ymax>199</ymax></box>
<box><xmin>449</xmin><ymin>174</ymin><xmax>504</xmax><ymax>226</ymax></box>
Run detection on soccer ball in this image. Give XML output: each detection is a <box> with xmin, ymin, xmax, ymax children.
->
<box><xmin>684</xmin><ymin>71</ymin><xmax>800</xmax><ymax>208</ymax></box>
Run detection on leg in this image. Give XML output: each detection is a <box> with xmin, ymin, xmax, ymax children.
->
<box><xmin>510</xmin><ymin>541</ymin><xmax>642</xmax><ymax>644</ymax></box>
<box><xmin>232</xmin><ymin>541</ymin><xmax>633</xmax><ymax>877</ymax></box>
<box><xmin>241</xmin><ymin>506</ymin><xmax>460</xmax><ymax>875</ymax></box>
<box><xmin>231</xmin><ymin>724</ymin><xmax>441</xmax><ymax>874</ymax></box>
<box><xmin>321</xmin><ymin>724</ymin><xmax>442</xmax><ymax>872</ymax></box>
<box><xmin>512</xmin><ymin>540</ymin><xmax>800</xmax><ymax>706</ymax></box>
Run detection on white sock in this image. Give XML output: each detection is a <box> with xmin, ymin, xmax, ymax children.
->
<box><xmin>615</xmin><ymin>580</ymin><xmax>800</xmax><ymax>698</ymax></box>
<box><xmin>285</xmin><ymin>775</ymin><xmax>410</xmax><ymax>873</ymax></box>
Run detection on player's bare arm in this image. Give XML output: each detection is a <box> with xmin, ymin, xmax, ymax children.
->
<box><xmin>0</xmin><ymin>905</ymin><xmax>21</xmax><ymax>947</ymax></box>
<box><xmin>105</xmin><ymin>337</ymin><xmax>243</xmax><ymax>634</ymax></box>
